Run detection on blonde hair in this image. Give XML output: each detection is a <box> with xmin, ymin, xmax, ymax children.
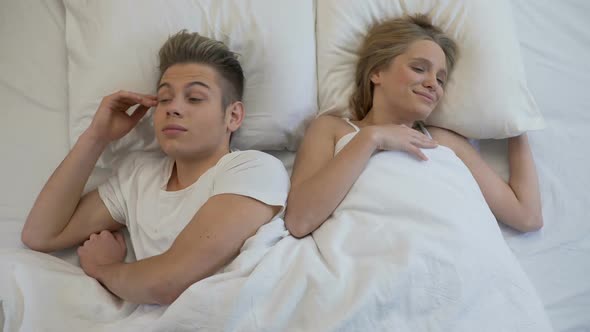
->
<box><xmin>350</xmin><ymin>14</ymin><xmax>458</xmax><ymax>120</ymax></box>
<box><xmin>158</xmin><ymin>30</ymin><xmax>244</xmax><ymax>109</ymax></box>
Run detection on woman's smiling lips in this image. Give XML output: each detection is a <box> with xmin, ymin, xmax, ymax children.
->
<box><xmin>413</xmin><ymin>90</ymin><xmax>435</xmax><ymax>103</ymax></box>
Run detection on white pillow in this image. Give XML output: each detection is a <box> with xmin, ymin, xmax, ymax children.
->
<box><xmin>316</xmin><ymin>0</ymin><xmax>545</xmax><ymax>139</ymax></box>
<box><xmin>65</xmin><ymin>0</ymin><xmax>317</xmax><ymax>167</ymax></box>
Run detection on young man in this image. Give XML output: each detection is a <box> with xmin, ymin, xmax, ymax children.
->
<box><xmin>21</xmin><ymin>30</ymin><xmax>289</xmax><ymax>305</ymax></box>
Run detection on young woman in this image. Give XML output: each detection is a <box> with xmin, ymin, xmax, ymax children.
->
<box><xmin>285</xmin><ymin>14</ymin><xmax>542</xmax><ymax>237</ymax></box>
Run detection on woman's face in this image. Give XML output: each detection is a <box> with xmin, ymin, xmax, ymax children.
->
<box><xmin>371</xmin><ymin>39</ymin><xmax>448</xmax><ymax>121</ymax></box>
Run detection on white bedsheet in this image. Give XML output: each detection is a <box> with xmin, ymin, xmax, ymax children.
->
<box><xmin>0</xmin><ymin>145</ymin><xmax>553</xmax><ymax>331</ymax></box>
<box><xmin>0</xmin><ymin>0</ymin><xmax>588</xmax><ymax>331</ymax></box>
<box><xmin>498</xmin><ymin>1</ymin><xmax>590</xmax><ymax>330</ymax></box>
<box><xmin>0</xmin><ymin>0</ymin><xmax>69</xmax><ymax>223</ymax></box>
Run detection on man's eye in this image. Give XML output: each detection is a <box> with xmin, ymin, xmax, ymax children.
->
<box><xmin>158</xmin><ymin>99</ymin><xmax>170</xmax><ymax>103</ymax></box>
<box><xmin>188</xmin><ymin>98</ymin><xmax>202</xmax><ymax>103</ymax></box>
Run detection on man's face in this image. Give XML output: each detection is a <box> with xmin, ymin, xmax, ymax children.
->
<box><xmin>153</xmin><ymin>63</ymin><xmax>230</xmax><ymax>160</ymax></box>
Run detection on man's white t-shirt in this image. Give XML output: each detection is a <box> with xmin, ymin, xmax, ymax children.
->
<box><xmin>97</xmin><ymin>150</ymin><xmax>290</xmax><ymax>260</ymax></box>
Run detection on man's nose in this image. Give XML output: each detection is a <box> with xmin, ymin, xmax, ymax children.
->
<box><xmin>165</xmin><ymin>99</ymin><xmax>183</xmax><ymax>117</ymax></box>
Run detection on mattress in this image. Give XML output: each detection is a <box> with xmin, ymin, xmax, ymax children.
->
<box><xmin>0</xmin><ymin>0</ymin><xmax>588</xmax><ymax>330</ymax></box>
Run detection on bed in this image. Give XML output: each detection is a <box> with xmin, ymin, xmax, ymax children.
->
<box><xmin>0</xmin><ymin>0</ymin><xmax>588</xmax><ymax>331</ymax></box>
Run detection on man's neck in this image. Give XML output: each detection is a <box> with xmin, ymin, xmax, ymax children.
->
<box><xmin>168</xmin><ymin>147</ymin><xmax>230</xmax><ymax>191</ymax></box>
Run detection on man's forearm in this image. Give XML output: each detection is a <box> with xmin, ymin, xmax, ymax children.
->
<box><xmin>22</xmin><ymin>130</ymin><xmax>108</xmax><ymax>250</ymax></box>
<box><xmin>94</xmin><ymin>194</ymin><xmax>277</xmax><ymax>305</ymax></box>
<box><xmin>95</xmin><ymin>253</ymin><xmax>181</xmax><ymax>305</ymax></box>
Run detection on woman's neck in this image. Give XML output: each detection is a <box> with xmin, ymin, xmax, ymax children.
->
<box><xmin>359</xmin><ymin>104</ymin><xmax>415</xmax><ymax>128</ymax></box>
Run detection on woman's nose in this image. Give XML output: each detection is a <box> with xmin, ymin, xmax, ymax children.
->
<box><xmin>423</xmin><ymin>75</ymin><xmax>437</xmax><ymax>90</ymax></box>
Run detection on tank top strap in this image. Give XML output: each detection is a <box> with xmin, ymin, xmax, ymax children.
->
<box><xmin>415</xmin><ymin>121</ymin><xmax>433</xmax><ymax>139</ymax></box>
<box><xmin>343</xmin><ymin>118</ymin><xmax>361</xmax><ymax>132</ymax></box>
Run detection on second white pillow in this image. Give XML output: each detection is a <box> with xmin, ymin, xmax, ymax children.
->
<box><xmin>316</xmin><ymin>0</ymin><xmax>544</xmax><ymax>139</ymax></box>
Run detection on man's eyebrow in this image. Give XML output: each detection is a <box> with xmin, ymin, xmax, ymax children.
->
<box><xmin>157</xmin><ymin>82</ymin><xmax>171</xmax><ymax>91</ymax></box>
<box><xmin>185</xmin><ymin>81</ymin><xmax>210</xmax><ymax>90</ymax></box>
<box><xmin>157</xmin><ymin>81</ymin><xmax>210</xmax><ymax>92</ymax></box>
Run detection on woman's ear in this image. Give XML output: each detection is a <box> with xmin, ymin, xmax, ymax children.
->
<box><xmin>370</xmin><ymin>70</ymin><xmax>382</xmax><ymax>85</ymax></box>
<box><xmin>225</xmin><ymin>101</ymin><xmax>245</xmax><ymax>133</ymax></box>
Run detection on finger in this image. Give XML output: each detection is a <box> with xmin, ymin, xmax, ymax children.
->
<box><xmin>107</xmin><ymin>99</ymin><xmax>138</xmax><ymax>115</ymax></box>
<box><xmin>129</xmin><ymin>92</ymin><xmax>157</xmax><ymax>100</ymax></box>
<box><xmin>114</xmin><ymin>232</ymin><xmax>126</xmax><ymax>249</ymax></box>
<box><xmin>413</xmin><ymin>139</ymin><xmax>438</xmax><ymax>149</ymax></box>
<box><xmin>410</xmin><ymin>130</ymin><xmax>432</xmax><ymax>141</ymax></box>
<box><xmin>130</xmin><ymin>104</ymin><xmax>150</xmax><ymax>123</ymax></box>
<box><xmin>410</xmin><ymin>136</ymin><xmax>432</xmax><ymax>145</ymax></box>
<box><xmin>140</xmin><ymin>93</ymin><xmax>158</xmax><ymax>100</ymax></box>
<box><xmin>136</xmin><ymin>95</ymin><xmax>158</xmax><ymax>108</ymax></box>
<box><xmin>111</xmin><ymin>91</ymin><xmax>156</xmax><ymax>108</ymax></box>
<box><xmin>408</xmin><ymin>145</ymin><xmax>428</xmax><ymax>161</ymax></box>
<box><xmin>108</xmin><ymin>90</ymin><xmax>141</xmax><ymax>105</ymax></box>
<box><xmin>113</xmin><ymin>231</ymin><xmax>124</xmax><ymax>242</ymax></box>
<box><xmin>111</xmin><ymin>96</ymin><xmax>146</xmax><ymax>109</ymax></box>
<box><xmin>415</xmin><ymin>134</ymin><xmax>438</xmax><ymax>147</ymax></box>
<box><xmin>112</xmin><ymin>90</ymin><xmax>144</xmax><ymax>100</ymax></box>
<box><xmin>111</xmin><ymin>98</ymin><xmax>138</xmax><ymax>108</ymax></box>
<box><xmin>124</xmin><ymin>91</ymin><xmax>158</xmax><ymax>107</ymax></box>
<box><xmin>110</xmin><ymin>99</ymin><xmax>149</xmax><ymax>115</ymax></box>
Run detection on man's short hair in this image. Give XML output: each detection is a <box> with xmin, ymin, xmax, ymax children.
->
<box><xmin>158</xmin><ymin>30</ymin><xmax>245</xmax><ymax>109</ymax></box>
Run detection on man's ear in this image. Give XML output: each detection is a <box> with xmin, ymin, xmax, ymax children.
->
<box><xmin>225</xmin><ymin>101</ymin><xmax>245</xmax><ymax>133</ymax></box>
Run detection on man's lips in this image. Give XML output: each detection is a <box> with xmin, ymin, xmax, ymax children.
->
<box><xmin>162</xmin><ymin>124</ymin><xmax>187</xmax><ymax>134</ymax></box>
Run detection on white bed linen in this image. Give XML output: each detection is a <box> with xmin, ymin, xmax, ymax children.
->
<box><xmin>499</xmin><ymin>1</ymin><xmax>590</xmax><ymax>330</ymax></box>
<box><xmin>0</xmin><ymin>0</ymin><xmax>69</xmax><ymax>256</ymax></box>
<box><xmin>0</xmin><ymin>0</ymin><xmax>68</xmax><ymax>221</ymax></box>
<box><xmin>0</xmin><ymin>144</ymin><xmax>553</xmax><ymax>331</ymax></box>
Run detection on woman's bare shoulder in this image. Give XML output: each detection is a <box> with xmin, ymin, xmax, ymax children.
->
<box><xmin>310</xmin><ymin>114</ymin><xmax>357</xmax><ymax>141</ymax></box>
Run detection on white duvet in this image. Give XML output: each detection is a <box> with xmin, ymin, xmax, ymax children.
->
<box><xmin>0</xmin><ymin>145</ymin><xmax>553</xmax><ymax>331</ymax></box>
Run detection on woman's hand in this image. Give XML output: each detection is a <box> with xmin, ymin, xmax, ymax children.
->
<box><xmin>86</xmin><ymin>90</ymin><xmax>158</xmax><ymax>144</ymax></box>
<box><xmin>365</xmin><ymin>124</ymin><xmax>438</xmax><ymax>160</ymax></box>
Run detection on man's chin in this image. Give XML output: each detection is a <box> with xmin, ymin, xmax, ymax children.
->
<box><xmin>162</xmin><ymin>146</ymin><xmax>208</xmax><ymax>162</ymax></box>
<box><xmin>159</xmin><ymin>143</ymin><xmax>182</xmax><ymax>158</ymax></box>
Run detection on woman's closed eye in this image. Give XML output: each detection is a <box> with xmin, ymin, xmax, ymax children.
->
<box><xmin>411</xmin><ymin>66</ymin><xmax>425</xmax><ymax>73</ymax></box>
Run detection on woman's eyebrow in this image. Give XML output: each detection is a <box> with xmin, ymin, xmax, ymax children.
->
<box><xmin>410</xmin><ymin>57</ymin><xmax>447</xmax><ymax>76</ymax></box>
<box><xmin>410</xmin><ymin>57</ymin><xmax>431</xmax><ymax>64</ymax></box>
